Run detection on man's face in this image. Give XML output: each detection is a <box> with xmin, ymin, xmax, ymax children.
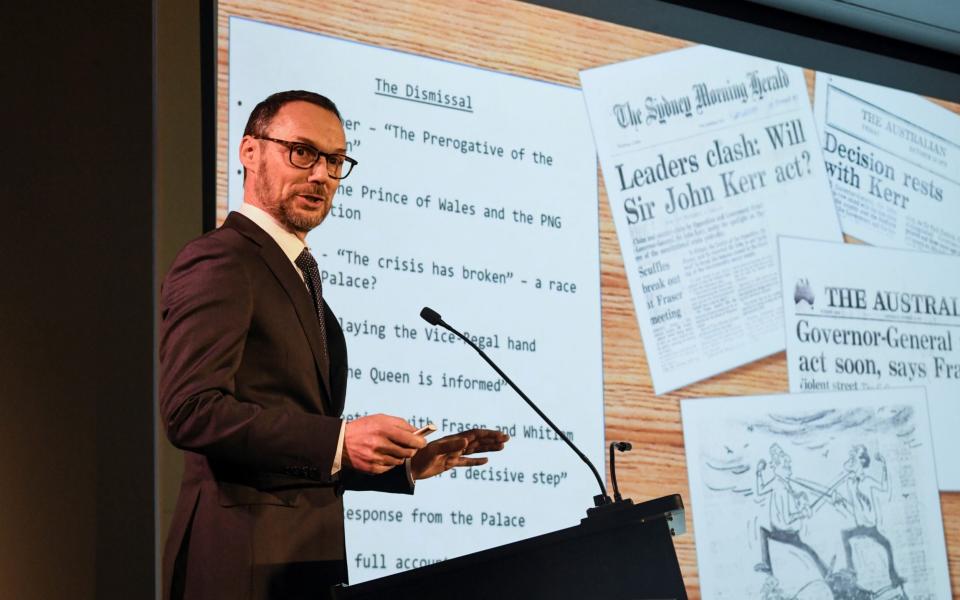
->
<box><xmin>844</xmin><ymin>447</ymin><xmax>864</xmax><ymax>474</ymax></box>
<box><xmin>241</xmin><ymin>101</ymin><xmax>346</xmax><ymax>236</ymax></box>
<box><xmin>773</xmin><ymin>454</ymin><xmax>792</xmax><ymax>478</ymax></box>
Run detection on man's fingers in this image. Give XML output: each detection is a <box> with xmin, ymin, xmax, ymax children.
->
<box><xmin>460</xmin><ymin>429</ymin><xmax>509</xmax><ymax>454</ymax></box>
<box><xmin>470</xmin><ymin>428</ymin><xmax>510</xmax><ymax>442</ymax></box>
<box><xmin>431</xmin><ymin>436</ymin><xmax>469</xmax><ymax>455</ymax></box>
<box><xmin>453</xmin><ymin>457</ymin><xmax>488</xmax><ymax>467</ymax></box>
<box><xmin>344</xmin><ymin>414</ymin><xmax>432</xmax><ymax>474</ymax></box>
<box><xmin>465</xmin><ymin>440</ymin><xmax>506</xmax><ymax>454</ymax></box>
<box><xmin>385</xmin><ymin>425</ymin><xmax>428</xmax><ymax>450</ymax></box>
<box><xmin>375</xmin><ymin>455</ymin><xmax>405</xmax><ymax>467</ymax></box>
<box><xmin>347</xmin><ymin>455</ymin><xmax>398</xmax><ymax>475</ymax></box>
<box><xmin>361</xmin><ymin>415</ymin><xmax>426</xmax><ymax>450</ymax></box>
<box><xmin>375</xmin><ymin>439</ymin><xmax>420</xmax><ymax>460</ymax></box>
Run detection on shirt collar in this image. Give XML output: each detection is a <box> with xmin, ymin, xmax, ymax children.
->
<box><xmin>238</xmin><ymin>202</ymin><xmax>308</xmax><ymax>265</ymax></box>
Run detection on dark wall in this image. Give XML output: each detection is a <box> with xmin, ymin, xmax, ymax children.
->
<box><xmin>0</xmin><ymin>1</ymin><xmax>155</xmax><ymax>599</ymax></box>
<box><xmin>155</xmin><ymin>0</ymin><xmax>205</xmax><ymax>568</ymax></box>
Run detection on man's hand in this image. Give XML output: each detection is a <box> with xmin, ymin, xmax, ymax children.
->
<box><xmin>343</xmin><ymin>414</ymin><xmax>427</xmax><ymax>474</ymax></box>
<box><xmin>410</xmin><ymin>428</ymin><xmax>510</xmax><ymax>480</ymax></box>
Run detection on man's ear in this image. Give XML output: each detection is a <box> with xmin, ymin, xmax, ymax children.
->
<box><xmin>239</xmin><ymin>135</ymin><xmax>259</xmax><ymax>172</ymax></box>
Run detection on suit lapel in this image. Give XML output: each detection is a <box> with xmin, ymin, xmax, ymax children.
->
<box><xmin>223</xmin><ymin>213</ymin><xmax>333</xmax><ymax>407</ymax></box>
<box><xmin>321</xmin><ymin>299</ymin><xmax>347</xmax><ymax>416</ymax></box>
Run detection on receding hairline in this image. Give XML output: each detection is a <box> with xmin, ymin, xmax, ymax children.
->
<box><xmin>266</xmin><ymin>103</ymin><xmax>346</xmax><ymax>149</ymax></box>
<box><xmin>243</xmin><ymin>90</ymin><xmax>343</xmax><ymax>138</ymax></box>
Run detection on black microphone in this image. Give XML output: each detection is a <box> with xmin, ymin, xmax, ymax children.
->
<box><xmin>610</xmin><ymin>441</ymin><xmax>632</xmax><ymax>502</ymax></box>
<box><xmin>419</xmin><ymin>306</ymin><xmax>611</xmax><ymax>508</ymax></box>
<box><xmin>420</xmin><ymin>307</ymin><xmax>442</xmax><ymax>326</ymax></box>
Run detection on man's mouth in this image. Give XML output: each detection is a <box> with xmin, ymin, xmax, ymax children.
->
<box><xmin>299</xmin><ymin>194</ymin><xmax>325</xmax><ymax>204</ymax></box>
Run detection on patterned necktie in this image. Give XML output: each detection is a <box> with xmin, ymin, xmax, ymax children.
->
<box><xmin>295</xmin><ymin>248</ymin><xmax>330</xmax><ymax>373</ymax></box>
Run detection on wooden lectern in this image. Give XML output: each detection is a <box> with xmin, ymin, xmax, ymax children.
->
<box><xmin>331</xmin><ymin>494</ymin><xmax>688</xmax><ymax>600</ymax></box>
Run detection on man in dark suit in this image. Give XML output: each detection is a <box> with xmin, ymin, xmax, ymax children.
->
<box><xmin>159</xmin><ymin>90</ymin><xmax>508</xmax><ymax>600</ymax></box>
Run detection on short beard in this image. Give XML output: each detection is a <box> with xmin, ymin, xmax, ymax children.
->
<box><xmin>276</xmin><ymin>199</ymin><xmax>326</xmax><ymax>235</ymax></box>
<box><xmin>254</xmin><ymin>159</ymin><xmax>327</xmax><ymax>235</ymax></box>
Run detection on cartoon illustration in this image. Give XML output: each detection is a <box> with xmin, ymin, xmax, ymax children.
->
<box><xmin>754</xmin><ymin>443</ymin><xmax>828</xmax><ymax>577</ymax></box>
<box><xmin>686</xmin><ymin>400</ymin><xmax>945</xmax><ymax>600</ymax></box>
<box><xmin>833</xmin><ymin>445</ymin><xmax>905</xmax><ymax>594</ymax></box>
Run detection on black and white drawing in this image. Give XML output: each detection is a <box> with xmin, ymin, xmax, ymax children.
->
<box><xmin>682</xmin><ymin>389</ymin><xmax>951</xmax><ymax>599</ymax></box>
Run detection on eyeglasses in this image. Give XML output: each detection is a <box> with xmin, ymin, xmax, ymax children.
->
<box><xmin>254</xmin><ymin>136</ymin><xmax>357</xmax><ymax>179</ymax></box>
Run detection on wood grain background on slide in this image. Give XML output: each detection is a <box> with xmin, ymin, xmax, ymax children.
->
<box><xmin>215</xmin><ymin>0</ymin><xmax>960</xmax><ymax>596</ymax></box>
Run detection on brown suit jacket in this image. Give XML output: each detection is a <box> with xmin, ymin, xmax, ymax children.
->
<box><xmin>159</xmin><ymin>212</ymin><xmax>410</xmax><ymax>600</ymax></box>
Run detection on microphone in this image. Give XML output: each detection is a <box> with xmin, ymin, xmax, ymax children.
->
<box><xmin>420</xmin><ymin>307</ymin><xmax>442</xmax><ymax>326</ymax></box>
<box><xmin>419</xmin><ymin>306</ymin><xmax>612</xmax><ymax>508</ymax></box>
<box><xmin>610</xmin><ymin>441</ymin><xmax>632</xmax><ymax>502</ymax></box>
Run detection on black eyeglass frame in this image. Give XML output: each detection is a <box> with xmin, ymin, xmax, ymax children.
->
<box><xmin>254</xmin><ymin>135</ymin><xmax>357</xmax><ymax>179</ymax></box>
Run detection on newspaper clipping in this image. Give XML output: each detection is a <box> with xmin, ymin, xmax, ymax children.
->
<box><xmin>779</xmin><ymin>236</ymin><xmax>960</xmax><ymax>490</ymax></box>
<box><xmin>683</xmin><ymin>388</ymin><xmax>951</xmax><ymax>600</ymax></box>
<box><xmin>814</xmin><ymin>73</ymin><xmax>960</xmax><ymax>254</ymax></box>
<box><xmin>580</xmin><ymin>45</ymin><xmax>842</xmax><ymax>394</ymax></box>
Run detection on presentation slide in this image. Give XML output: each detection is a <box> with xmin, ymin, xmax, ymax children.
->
<box><xmin>227</xmin><ymin>18</ymin><xmax>603</xmax><ymax>581</ymax></box>
<box><xmin>204</xmin><ymin>0</ymin><xmax>960</xmax><ymax>595</ymax></box>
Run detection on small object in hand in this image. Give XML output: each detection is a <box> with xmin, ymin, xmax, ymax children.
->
<box><xmin>413</xmin><ymin>423</ymin><xmax>437</xmax><ymax>437</ymax></box>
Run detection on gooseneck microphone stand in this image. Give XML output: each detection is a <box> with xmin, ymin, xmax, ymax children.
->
<box><xmin>420</xmin><ymin>307</ymin><xmax>634</xmax><ymax>515</ymax></box>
